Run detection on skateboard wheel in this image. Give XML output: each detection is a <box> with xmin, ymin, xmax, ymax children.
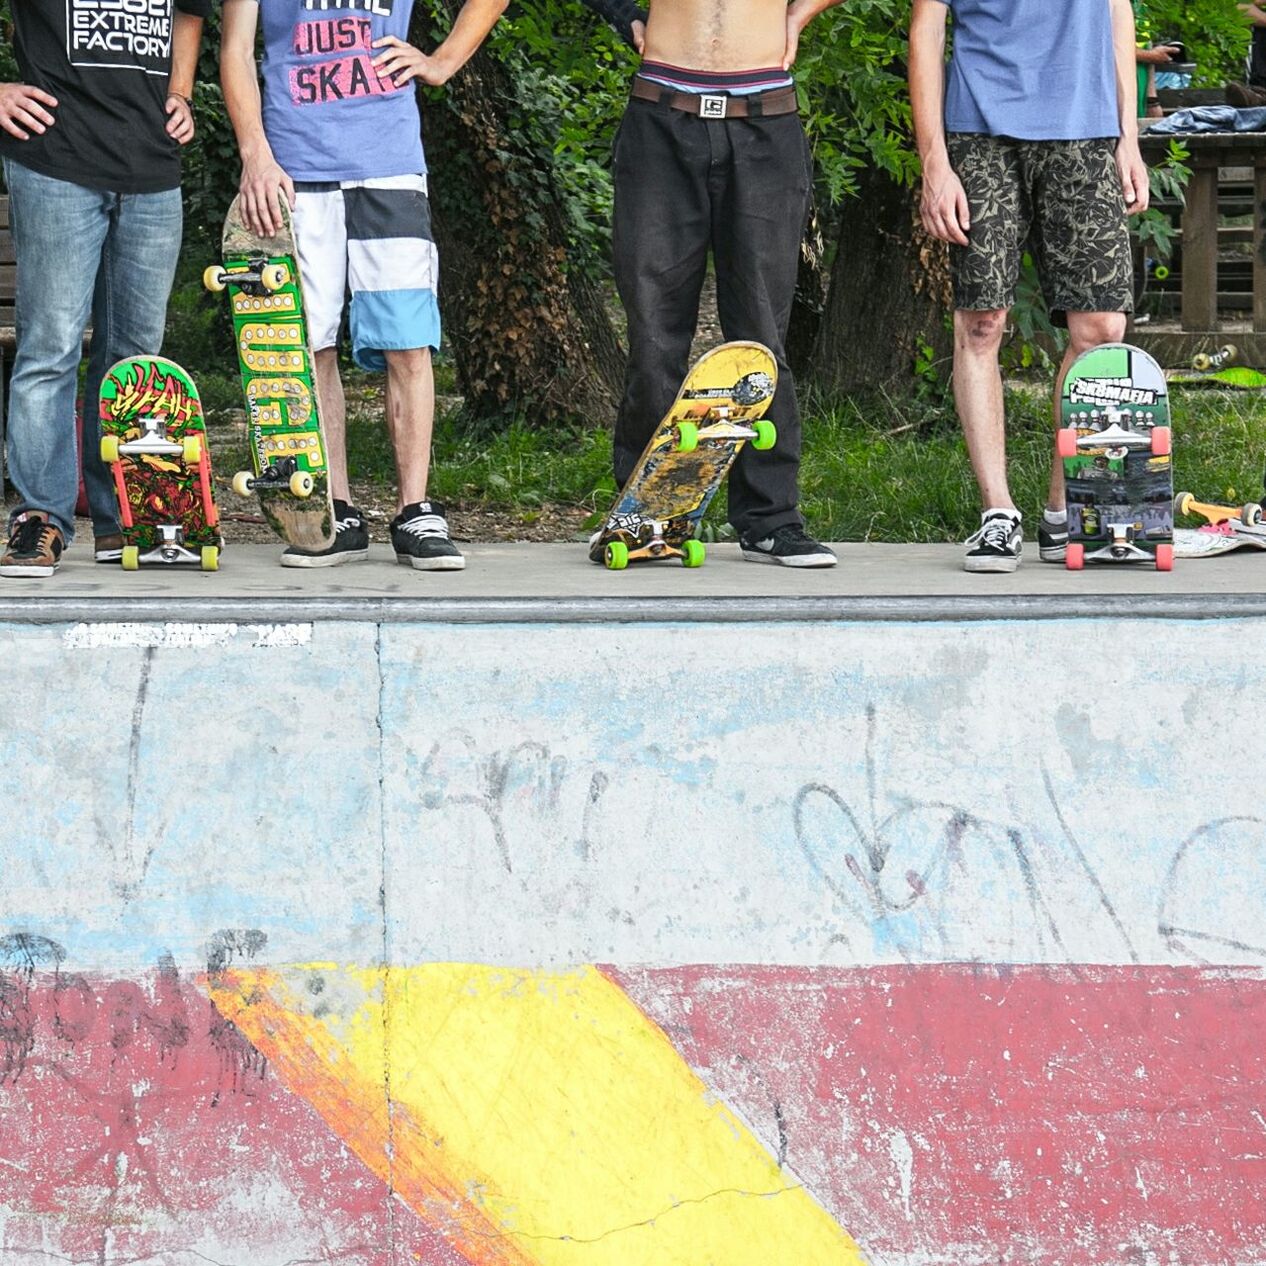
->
<box><xmin>231</xmin><ymin>470</ymin><xmax>254</xmax><ymax>498</ymax></box>
<box><xmin>681</xmin><ymin>539</ymin><xmax>706</xmax><ymax>568</ymax></box>
<box><xmin>1154</xmin><ymin>265</ymin><xmax>1170</xmax><ymax>281</ymax></box>
<box><xmin>202</xmin><ymin>265</ymin><xmax>226</xmax><ymax>293</ymax></box>
<box><xmin>289</xmin><ymin>470</ymin><xmax>315</xmax><ymax>498</ymax></box>
<box><xmin>1151</xmin><ymin>426</ymin><xmax>1171</xmax><ymax>457</ymax></box>
<box><xmin>675</xmin><ymin>422</ymin><xmax>699</xmax><ymax>454</ymax></box>
<box><xmin>1193</xmin><ymin>354</ymin><xmax>1211</xmax><ymax>371</ymax></box>
<box><xmin>1155</xmin><ymin>543</ymin><xmax>1174</xmax><ymax>572</ymax></box>
<box><xmin>260</xmin><ymin>264</ymin><xmax>289</xmax><ymax>292</ymax></box>
<box><xmin>751</xmin><ymin>420</ymin><xmax>777</xmax><ymax>451</ymax></box>
<box><xmin>1222</xmin><ymin>344</ymin><xmax>1237</xmax><ymax>361</ymax></box>
<box><xmin>201</xmin><ymin>545</ymin><xmax>220</xmax><ymax>572</ymax></box>
<box><xmin>1056</xmin><ymin>428</ymin><xmax>1078</xmax><ymax>458</ymax></box>
<box><xmin>182</xmin><ymin>435</ymin><xmax>202</xmax><ymax>465</ymax></box>
<box><xmin>1066</xmin><ymin>543</ymin><xmax>1085</xmax><ymax>571</ymax></box>
<box><xmin>1174</xmin><ymin>491</ymin><xmax>1193</xmax><ymax>517</ymax></box>
<box><xmin>100</xmin><ymin>436</ymin><xmax>120</xmax><ymax>464</ymax></box>
<box><xmin>121</xmin><ymin>546</ymin><xmax>140</xmax><ymax>572</ymax></box>
<box><xmin>604</xmin><ymin>541</ymin><xmax>629</xmax><ymax>570</ymax></box>
<box><xmin>1244</xmin><ymin>502</ymin><xmax>1263</xmax><ymax>527</ymax></box>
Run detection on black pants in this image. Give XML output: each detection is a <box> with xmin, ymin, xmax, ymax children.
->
<box><xmin>611</xmin><ymin>94</ymin><xmax>812</xmax><ymax>537</ymax></box>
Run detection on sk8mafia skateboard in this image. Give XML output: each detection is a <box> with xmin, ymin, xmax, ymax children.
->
<box><xmin>205</xmin><ymin>194</ymin><xmax>334</xmax><ymax>551</ymax></box>
<box><xmin>98</xmin><ymin>356</ymin><xmax>221</xmax><ymax>571</ymax></box>
<box><xmin>1057</xmin><ymin>342</ymin><xmax>1173</xmax><ymax>571</ymax></box>
<box><xmin>591</xmin><ymin>341</ymin><xmax>777</xmax><ymax>569</ymax></box>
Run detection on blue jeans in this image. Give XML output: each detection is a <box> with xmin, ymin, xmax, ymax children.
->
<box><xmin>4</xmin><ymin>159</ymin><xmax>182</xmax><ymax>544</ymax></box>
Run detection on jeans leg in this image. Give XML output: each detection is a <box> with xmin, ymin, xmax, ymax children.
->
<box><xmin>711</xmin><ymin>115</ymin><xmax>812</xmax><ymax>537</ymax></box>
<box><xmin>611</xmin><ymin>102</ymin><xmax>711</xmax><ymax>485</ymax></box>
<box><xmin>4</xmin><ymin>160</ymin><xmax>111</xmax><ymax>543</ymax></box>
<box><xmin>82</xmin><ymin>187</ymin><xmax>183</xmax><ymax>538</ymax></box>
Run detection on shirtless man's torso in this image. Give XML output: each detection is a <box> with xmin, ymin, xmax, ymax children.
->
<box><xmin>642</xmin><ymin>0</ymin><xmax>790</xmax><ymax>71</ymax></box>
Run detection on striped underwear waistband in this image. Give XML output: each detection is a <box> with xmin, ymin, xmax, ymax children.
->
<box><xmin>636</xmin><ymin>59</ymin><xmax>794</xmax><ymax>96</ymax></box>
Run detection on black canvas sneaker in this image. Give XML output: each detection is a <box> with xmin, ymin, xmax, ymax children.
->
<box><xmin>390</xmin><ymin>501</ymin><xmax>466</xmax><ymax>571</ymax></box>
<box><xmin>964</xmin><ymin>510</ymin><xmax>1023</xmax><ymax>573</ymax></box>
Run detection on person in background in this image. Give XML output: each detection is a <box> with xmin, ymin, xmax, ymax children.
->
<box><xmin>0</xmin><ymin>0</ymin><xmax>206</xmax><ymax>577</ymax></box>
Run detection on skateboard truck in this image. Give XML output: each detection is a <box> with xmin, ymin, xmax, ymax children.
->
<box><xmin>203</xmin><ymin>255</ymin><xmax>290</xmax><ymax>297</ymax></box>
<box><xmin>120</xmin><ymin>525</ymin><xmax>220</xmax><ymax>572</ymax></box>
<box><xmin>232</xmin><ymin>455</ymin><xmax>315</xmax><ymax>500</ymax></box>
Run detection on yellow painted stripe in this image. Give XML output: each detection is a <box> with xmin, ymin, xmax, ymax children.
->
<box><xmin>204</xmin><ymin>965</ymin><xmax>867</xmax><ymax>1266</ymax></box>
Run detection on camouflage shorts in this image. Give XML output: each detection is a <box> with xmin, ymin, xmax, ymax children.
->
<box><xmin>946</xmin><ymin>134</ymin><xmax>1134</xmax><ymax>323</ymax></box>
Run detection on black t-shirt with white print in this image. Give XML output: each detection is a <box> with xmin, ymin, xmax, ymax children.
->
<box><xmin>0</xmin><ymin>0</ymin><xmax>211</xmax><ymax>193</ymax></box>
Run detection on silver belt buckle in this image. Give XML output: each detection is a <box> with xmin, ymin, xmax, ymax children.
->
<box><xmin>699</xmin><ymin>94</ymin><xmax>729</xmax><ymax>119</ymax></box>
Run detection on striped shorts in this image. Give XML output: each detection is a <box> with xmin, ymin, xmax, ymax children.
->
<box><xmin>291</xmin><ymin>173</ymin><xmax>440</xmax><ymax>371</ymax></box>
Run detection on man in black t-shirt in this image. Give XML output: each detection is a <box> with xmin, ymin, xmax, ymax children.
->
<box><xmin>0</xmin><ymin>0</ymin><xmax>207</xmax><ymax>578</ymax></box>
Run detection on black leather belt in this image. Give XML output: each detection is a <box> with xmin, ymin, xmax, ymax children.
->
<box><xmin>630</xmin><ymin>77</ymin><xmax>798</xmax><ymax>119</ymax></box>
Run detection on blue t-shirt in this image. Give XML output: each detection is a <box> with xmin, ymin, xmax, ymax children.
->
<box><xmin>944</xmin><ymin>0</ymin><xmax>1120</xmax><ymax>141</ymax></box>
<box><xmin>258</xmin><ymin>0</ymin><xmax>427</xmax><ymax>181</ymax></box>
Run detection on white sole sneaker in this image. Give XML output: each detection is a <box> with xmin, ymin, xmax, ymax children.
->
<box><xmin>280</xmin><ymin>547</ymin><xmax>370</xmax><ymax>569</ymax></box>
<box><xmin>739</xmin><ymin>546</ymin><xmax>837</xmax><ymax>568</ymax></box>
<box><xmin>964</xmin><ymin>553</ymin><xmax>1021</xmax><ymax>573</ymax></box>
<box><xmin>396</xmin><ymin>553</ymin><xmax>466</xmax><ymax>571</ymax></box>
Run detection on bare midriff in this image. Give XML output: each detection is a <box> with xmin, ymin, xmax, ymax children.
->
<box><xmin>642</xmin><ymin>0</ymin><xmax>789</xmax><ymax>72</ymax></box>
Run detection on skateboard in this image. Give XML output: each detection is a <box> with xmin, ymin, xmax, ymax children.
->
<box><xmin>1172</xmin><ymin>490</ymin><xmax>1266</xmax><ymax>557</ymax></box>
<box><xmin>204</xmin><ymin>194</ymin><xmax>334</xmax><ymax>551</ymax></box>
<box><xmin>98</xmin><ymin>356</ymin><xmax>221</xmax><ymax>571</ymax></box>
<box><xmin>1057</xmin><ymin>343</ymin><xmax>1173</xmax><ymax>570</ymax></box>
<box><xmin>1167</xmin><ymin>343</ymin><xmax>1266</xmax><ymax>389</ymax></box>
<box><xmin>591</xmin><ymin>341</ymin><xmax>777</xmax><ymax>569</ymax></box>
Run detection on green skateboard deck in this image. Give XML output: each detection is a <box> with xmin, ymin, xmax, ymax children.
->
<box><xmin>1057</xmin><ymin>343</ymin><xmax>1173</xmax><ymax>570</ymax></box>
<box><xmin>98</xmin><ymin>356</ymin><xmax>221</xmax><ymax>570</ymax></box>
<box><xmin>206</xmin><ymin>195</ymin><xmax>334</xmax><ymax>552</ymax></box>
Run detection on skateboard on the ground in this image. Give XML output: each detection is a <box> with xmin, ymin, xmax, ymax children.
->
<box><xmin>591</xmin><ymin>341</ymin><xmax>777</xmax><ymax>569</ymax></box>
<box><xmin>98</xmin><ymin>356</ymin><xmax>221</xmax><ymax>571</ymax></box>
<box><xmin>1168</xmin><ymin>343</ymin><xmax>1266</xmax><ymax>389</ymax></box>
<box><xmin>1057</xmin><ymin>343</ymin><xmax>1173</xmax><ymax>571</ymax></box>
<box><xmin>1173</xmin><ymin>490</ymin><xmax>1266</xmax><ymax>557</ymax></box>
<box><xmin>204</xmin><ymin>194</ymin><xmax>334</xmax><ymax>551</ymax></box>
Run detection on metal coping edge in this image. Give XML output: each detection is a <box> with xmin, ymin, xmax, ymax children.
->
<box><xmin>1</xmin><ymin>593</ymin><xmax>1264</xmax><ymax>625</ymax></box>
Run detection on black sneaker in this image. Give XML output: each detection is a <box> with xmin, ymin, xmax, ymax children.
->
<box><xmin>1037</xmin><ymin>512</ymin><xmax>1068</xmax><ymax>563</ymax></box>
<box><xmin>965</xmin><ymin>510</ymin><xmax>1022</xmax><ymax>573</ymax></box>
<box><xmin>391</xmin><ymin>501</ymin><xmax>465</xmax><ymax>571</ymax></box>
<box><xmin>280</xmin><ymin>500</ymin><xmax>370</xmax><ymax>568</ymax></box>
<box><xmin>739</xmin><ymin>524</ymin><xmax>837</xmax><ymax>568</ymax></box>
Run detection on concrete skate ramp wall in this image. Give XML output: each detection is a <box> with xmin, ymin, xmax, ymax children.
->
<box><xmin>1</xmin><ymin>614</ymin><xmax>1263</xmax><ymax>1266</ymax></box>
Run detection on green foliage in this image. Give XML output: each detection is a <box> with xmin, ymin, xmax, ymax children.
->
<box><xmin>1141</xmin><ymin>0</ymin><xmax>1251</xmax><ymax>87</ymax></box>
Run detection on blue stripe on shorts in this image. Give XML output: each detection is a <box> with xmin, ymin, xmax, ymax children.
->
<box><xmin>350</xmin><ymin>288</ymin><xmax>442</xmax><ymax>371</ymax></box>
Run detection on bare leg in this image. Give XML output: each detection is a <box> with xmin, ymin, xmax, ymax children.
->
<box><xmin>383</xmin><ymin>347</ymin><xmax>434</xmax><ymax>510</ymax></box>
<box><xmin>1047</xmin><ymin>311</ymin><xmax>1128</xmax><ymax>511</ymax></box>
<box><xmin>314</xmin><ymin>347</ymin><xmax>350</xmax><ymax>503</ymax></box>
<box><xmin>953</xmin><ymin>308</ymin><xmax>1014</xmax><ymax>511</ymax></box>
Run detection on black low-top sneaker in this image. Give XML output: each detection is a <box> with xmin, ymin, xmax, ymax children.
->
<box><xmin>964</xmin><ymin>510</ymin><xmax>1023</xmax><ymax>573</ymax></box>
<box><xmin>281</xmin><ymin>500</ymin><xmax>370</xmax><ymax>568</ymax></box>
<box><xmin>1037</xmin><ymin>512</ymin><xmax>1068</xmax><ymax>563</ymax></box>
<box><xmin>739</xmin><ymin>524</ymin><xmax>837</xmax><ymax>568</ymax></box>
<box><xmin>391</xmin><ymin>501</ymin><xmax>466</xmax><ymax>571</ymax></box>
<box><xmin>94</xmin><ymin>533</ymin><xmax>124</xmax><ymax>563</ymax></box>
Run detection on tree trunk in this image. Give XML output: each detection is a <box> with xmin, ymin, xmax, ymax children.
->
<box><xmin>810</xmin><ymin>163</ymin><xmax>952</xmax><ymax>396</ymax></box>
<box><xmin>413</xmin><ymin>12</ymin><xmax>625</xmax><ymax>424</ymax></box>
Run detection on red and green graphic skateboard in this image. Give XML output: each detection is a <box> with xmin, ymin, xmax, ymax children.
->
<box><xmin>1057</xmin><ymin>343</ymin><xmax>1173</xmax><ymax>571</ymax></box>
<box><xmin>592</xmin><ymin>341</ymin><xmax>777</xmax><ymax>569</ymax></box>
<box><xmin>204</xmin><ymin>194</ymin><xmax>334</xmax><ymax>552</ymax></box>
<box><xmin>98</xmin><ymin>356</ymin><xmax>221</xmax><ymax>570</ymax></box>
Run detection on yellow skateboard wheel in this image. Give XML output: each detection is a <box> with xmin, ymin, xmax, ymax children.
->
<box><xmin>201</xmin><ymin>545</ymin><xmax>220</xmax><ymax>572</ymax></box>
<box><xmin>100</xmin><ymin>436</ymin><xmax>120</xmax><ymax>464</ymax></box>
<box><xmin>182</xmin><ymin>435</ymin><xmax>202</xmax><ymax>465</ymax></box>
<box><xmin>121</xmin><ymin>546</ymin><xmax>140</xmax><ymax>571</ymax></box>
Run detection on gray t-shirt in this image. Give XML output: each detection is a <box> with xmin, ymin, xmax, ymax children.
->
<box><xmin>944</xmin><ymin>0</ymin><xmax>1120</xmax><ymax>141</ymax></box>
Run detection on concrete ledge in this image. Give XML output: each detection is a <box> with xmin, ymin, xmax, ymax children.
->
<box><xmin>0</xmin><ymin>541</ymin><xmax>1263</xmax><ymax>623</ymax></box>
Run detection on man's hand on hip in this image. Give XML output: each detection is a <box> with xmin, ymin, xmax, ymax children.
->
<box><xmin>0</xmin><ymin>83</ymin><xmax>57</xmax><ymax>140</ymax></box>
